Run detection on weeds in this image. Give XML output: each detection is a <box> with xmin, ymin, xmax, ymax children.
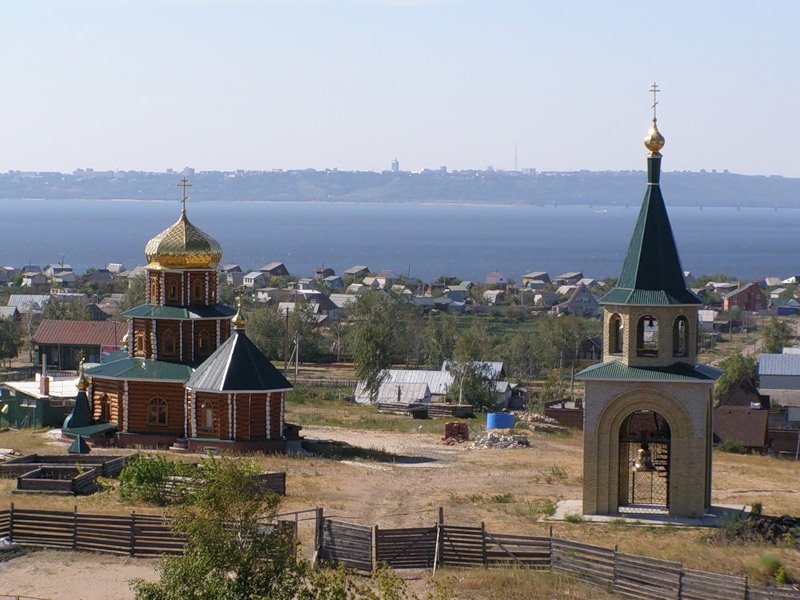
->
<box><xmin>490</xmin><ymin>492</ymin><xmax>514</xmax><ymax>504</ymax></box>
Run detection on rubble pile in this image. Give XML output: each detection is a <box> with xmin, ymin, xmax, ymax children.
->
<box><xmin>442</xmin><ymin>422</ymin><xmax>470</xmax><ymax>445</ymax></box>
<box><xmin>711</xmin><ymin>514</ymin><xmax>800</xmax><ymax>546</ymax></box>
<box><xmin>468</xmin><ymin>432</ymin><xmax>530</xmax><ymax>450</ymax></box>
<box><xmin>517</xmin><ymin>412</ymin><xmax>568</xmax><ymax>433</ymax></box>
<box><xmin>0</xmin><ymin>449</ymin><xmax>18</xmax><ymax>462</ymax></box>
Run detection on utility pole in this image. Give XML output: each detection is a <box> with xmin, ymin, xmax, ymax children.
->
<box><xmin>283</xmin><ymin>307</ymin><xmax>290</xmax><ymax>374</ymax></box>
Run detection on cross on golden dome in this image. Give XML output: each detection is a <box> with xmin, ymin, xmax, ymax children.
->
<box><xmin>649</xmin><ymin>82</ymin><xmax>660</xmax><ymax>122</ymax></box>
<box><xmin>178</xmin><ymin>177</ymin><xmax>192</xmax><ymax>212</ymax></box>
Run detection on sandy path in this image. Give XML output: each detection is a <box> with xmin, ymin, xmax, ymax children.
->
<box><xmin>1</xmin><ymin>550</ymin><xmax>158</xmax><ymax>600</ymax></box>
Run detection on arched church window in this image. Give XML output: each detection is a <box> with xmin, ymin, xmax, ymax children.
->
<box><xmin>192</xmin><ymin>279</ymin><xmax>203</xmax><ymax>303</ymax></box>
<box><xmin>609</xmin><ymin>314</ymin><xmax>624</xmax><ymax>354</ymax></box>
<box><xmin>200</xmin><ymin>401</ymin><xmax>214</xmax><ymax>433</ymax></box>
<box><xmin>135</xmin><ymin>331</ymin><xmax>145</xmax><ymax>353</ymax></box>
<box><xmin>99</xmin><ymin>393</ymin><xmax>111</xmax><ymax>422</ymax></box>
<box><xmin>150</xmin><ymin>280</ymin><xmax>159</xmax><ymax>301</ymax></box>
<box><xmin>168</xmin><ymin>282</ymin><xmax>179</xmax><ymax>302</ymax></box>
<box><xmin>147</xmin><ymin>397</ymin><xmax>168</xmax><ymax>426</ymax></box>
<box><xmin>636</xmin><ymin>315</ymin><xmax>659</xmax><ymax>357</ymax></box>
<box><xmin>197</xmin><ymin>330</ymin><xmax>211</xmax><ymax>355</ymax></box>
<box><xmin>673</xmin><ymin>316</ymin><xmax>690</xmax><ymax>357</ymax></box>
<box><xmin>162</xmin><ymin>330</ymin><xmax>177</xmax><ymax>356</ymax></box>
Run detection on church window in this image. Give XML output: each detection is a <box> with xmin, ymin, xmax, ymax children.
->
<box><xmin>99</xmin><ymin>393</ymin><xmax>111</xmax><ymax>422</ymax></box>
<box><xmin>135</xmin><ymin>331</ymin><xmax>145</xmax><ymax>353</ymax></box>
<box><xmin>168</xmin><ymin>281</ymin><xmax>179</xmax><ymax>302</ymax></box>
<box><xmin>200</xmin><ymin>401</ymin><xmax>214</xmax><ymax>433</ymax></box>
<box><xmin>197</xmin><ymin>330</ymin><xmax>211</xmax><ymax>355</ymax></box>
<box><xmin>192</xmin><ymin>279</ymin><xmax>203</xmax><ymax>303</ymax></box>
<box><xmin>162</xmin><ymin>330</ymin><xmax>177</xmax><ymax>356</ymax></box>
<box><xmin>609</xmin><ymin>314</ymin><xmax>624</xmax><ymax>354</ymax></box>
<box><xmin>636</xmin><ymin>315</ymin><xmax>659</xmax><ymax>357</ymax></box>
<box><xmin>147</xmin><ymin>397</ymin><xmax>168</xmax><ymax>426</ymax></box>
<box><xmin>673</xmin><ymin>316</ymin><xmax>690</xmax><ymax>357</ymax></box>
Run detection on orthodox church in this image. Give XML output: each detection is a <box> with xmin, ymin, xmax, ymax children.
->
<box><xmin>577</xmin><ymin>89</ymin><xmax>721</xmax><ymax>517</ymax></box>
<box><xmin>64</xmin><ymin>182</ymin><xmax>292</xmax><ymax>453</ymax></box>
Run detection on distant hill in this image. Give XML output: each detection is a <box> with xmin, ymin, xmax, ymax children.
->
<box><xmin>1</xmin><ymin>168</ymin><xmax>798</xmax><ymax>208</ymax></box>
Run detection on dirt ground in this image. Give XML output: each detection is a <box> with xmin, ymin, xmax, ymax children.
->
<box><xmin>2</xmin><ymin>423</ymin><xmax>800</xmax><ymax>598</ymax></box>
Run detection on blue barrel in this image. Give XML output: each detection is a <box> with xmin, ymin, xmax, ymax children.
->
<box><xmin>487</xmin><ymin>412</ymin><xmax>514</xmax><ymax>430</ymax></box>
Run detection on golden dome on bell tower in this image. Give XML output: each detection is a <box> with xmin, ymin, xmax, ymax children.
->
<box><xmin>144</xmin><ymin>179</ymin><xmax>223</xmax><ymax>270</ymax></box>
<box><xmin>644</xmin><ymin>82</ymin><xmax>665</xmax><ymax>156</ymax></box>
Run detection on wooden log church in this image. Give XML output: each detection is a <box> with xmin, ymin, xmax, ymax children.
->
<box><xmin>63</xmin><ymin>182</ymin><xmax>292</xmax><ymax>452</ymax></box>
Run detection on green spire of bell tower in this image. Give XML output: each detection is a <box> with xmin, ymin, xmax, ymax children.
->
<box><xmin>600</xmin><ymin>84</ymin><xmax>700</xmax><ymax>307</ymax></box>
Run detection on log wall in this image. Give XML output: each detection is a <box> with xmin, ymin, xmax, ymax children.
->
<box><xmin>90</xmin><ymin>378</ymin><xmax>123</xmax><ymax>426</ymax></box>
<box><xmin>126</xmin><ymin>380</ymin><xmax>186</xmax><ymax>434</ymax></box>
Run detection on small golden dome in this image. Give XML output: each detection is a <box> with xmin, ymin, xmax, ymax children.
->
<box><xmin>145</xmin><ymin>208</ymin><xmax>223</xmax><ymax>270</ymax></box>
<box><xmin>232</xmin><ymin>300</ymin><xmax>247</xmax><ymax>330</ymax></box>
<box><xmin>644</xmin><ymin>119</ymin><xmax>665</xmax><ymax>156</ymax></box>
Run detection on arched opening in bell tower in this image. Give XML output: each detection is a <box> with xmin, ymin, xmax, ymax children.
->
<box><xmin>618</xmin><ymin>409</ymin><xmax>671</xmax><ymax>513</ymax></box>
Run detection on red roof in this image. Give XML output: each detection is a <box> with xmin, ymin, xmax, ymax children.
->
<box><xmin>713</xmin><ymin>406</ymin><xmax>769</xmax><ymax>449</ymax></box>
<box><xmin>33</xmin><ymin>319</ymin><xmax>126</xmax><ymax>346</ymax></box>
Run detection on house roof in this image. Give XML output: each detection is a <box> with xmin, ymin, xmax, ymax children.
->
<box><xmin>261</xmin><ymin>262</ymin><xmax>287</xmax><ymax>272</ymax></box>
<box><xmin>373</xmin><ymin>382</ymin><xmax>430</xmax><ymax>404</ymax></box>
<box><xmin>600</xmin><ymin>155</ymin><xmax>700</xmax><ymax>307</ymax></box>
<box><xmin>33</xmin><ymin>319</ymin><xmax>126</xmax><ymax>346</ymax></box>
<box><xmin>87</xmin><ymin>357</ymin><xmax>193</xmax><ymax>381</ymax></box>
<box><xmin>0</xmin><ymin>306</ymin><xmax>19</xmax><ymax>319</ymax></box>
<box><xmin>6</xmin><ymin>294</ymin><xmax>50</xmax><ymax>311</ymax></box>
<box><xmin>722</xmin><ymin>282</ymin><xmax>766</xmax><ymax>299</ymax></box>
<box><xmin>556</xmin><ymin>271</ymin><xmax>583</xmax><ymax>280</ymax></box>
<box><xmin>759</xmin><ymin>353</ymin><xmax>800</xmax><ymax>376</ymax></box>
<box><xmin>185</xmin><ymin>328</ymin><xmax>292</xmax><ymax>392</ymax></box>
<box><xmin>522</xmin><ymin>271</ymin><xmax>549</xmax><ymax>280</ymax></box>
<box><xmin>577</xmin><ymin>360</ymin><xmax>721</xmax><ymax>382</ymax></box>
<box><xmin>2</xmin><ymin>375</ymin><xmax>80</xmax><ymax>400</ymax></box>
<box><xmin>122</xmin><ymin>303</ymin><xmax>236</xmax><ymax>320</ymax></box>
<box><xmin>344</xmin><ymin>265</ymin><xmax>370</xmax><ymax>275</ymax></box>
<box><xmin>713</xmin><ymin>406</ymin><xmax>769</xmax><ymax>448</ymax></box>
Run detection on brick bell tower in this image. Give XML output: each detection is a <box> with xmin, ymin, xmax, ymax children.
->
<box><xmin>577</xmin><ymin>86</ymin><xmax>721</xmax><ymax>517</ymax></box>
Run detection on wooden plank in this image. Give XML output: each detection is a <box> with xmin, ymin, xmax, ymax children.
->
<box><xmin>680</xmin><ymin>568</ymin><xmax>746</xmax><ymax>600</ymax></box>
<box><xmin>747</xmin><ymin>588</ymin><xmax>800</xmax><ymax>600</ymax></box>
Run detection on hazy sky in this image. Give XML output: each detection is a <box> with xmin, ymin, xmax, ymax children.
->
<box><xmin>2</xmin><ymin>1</ymin><xmax>798</xmax><ymax>176</ymax></box>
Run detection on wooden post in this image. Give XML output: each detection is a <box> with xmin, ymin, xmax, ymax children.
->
<box><xmin>315</xmin><ymin>508</ymin><xmax>324</xmax><ymax>552</ymax></box>
<box><xmin>481</xmin><ymin>522</ymin><xmax>487</xmax><ymax>567</ymax></box>
<box><xmin>8</xmin><ymin>502</ymin><xmax>13</xmax><ymax>542</ymax></box>
<box><xmin>613</xmin><ymin>544</ymin><xmax>619</xmax><ymax>592</ymax></box>
<box><xmin>372</xmin><ymin>524</ymin><xmax>378</xmax><ymax>571</ymax></box>
<box><xmin>72</xmin><ymin>506</ymin><xmax>78</xmax><ymax>549</ymax></box>
<box><xmin>130</xmin><ymin>511</ymin><xmax>136</xmax><ymax>556</ymax></box>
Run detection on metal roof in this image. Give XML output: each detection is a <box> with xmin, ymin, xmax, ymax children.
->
<box><xmin>577</xmin><ymin>360</ymin><xmax>721</xmax><ymax>382</ymax></box>
<box><xmin>186</xmin><ymin>330</ymin><xmax>292</xmax><ymax>392</ymax></box>
<box><xmin>601</xmin><ymin>156</ymin><xmax>700</xmax><ymax>307</ymax></box>
<box><xmin>33</xmin><ymin>319</ymin><xmax>126</xmax><ymax>346</ymax></box>
<box><xmin>122</xmin><ymin>303</ymin><xmax>236</xmax><ymax>320</ymax></box>
<box><xmin>87</xmin><ymin>357</ymin><xmax>193</xmax><ymax>381</ymax></box>
<box><xmin>759</xmin><ymin>354</ymin><xmax>800</xmax><ymax>376</ymax></box>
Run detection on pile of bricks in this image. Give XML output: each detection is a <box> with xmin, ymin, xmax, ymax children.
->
<box><xmin>467</xmin><ymin>432</ymin><xmax>531</xmax><ymax>450</ymax></box>
<box><xmin>442</xmin><ymin>422</ymin><xmax>469</xmax><ymax>445</ymax></box>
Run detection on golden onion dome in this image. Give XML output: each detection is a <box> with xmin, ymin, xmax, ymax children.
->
<box><xmin>231</xmin><ymin>299</ymin><xmax>247</xmax><ymax>330</ymax></box>
<box><xmin>644</xmin><ymin>119</ymin><xmax>665</xmax><ymax>156</ymax></box>
<box><xmin>145</xmin><ymin>208</ymin><xmax>223</xmax><ymax>270</ymax></box>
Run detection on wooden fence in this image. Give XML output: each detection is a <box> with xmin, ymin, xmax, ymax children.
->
<box><xmin>317</xmin><ymin>518</ymin><xmax>372</xmax><ymax>572</ymax></box>
<box><xmin>2</xmin><ymin>504</ymin><xmax>800</xmax><ymax>600</ymax></box>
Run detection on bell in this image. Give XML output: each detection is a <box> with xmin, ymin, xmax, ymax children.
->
<box><xmin>634</xmin><ymin>443</ymin><xmax>655</xmax><ymax>472</ymax></box>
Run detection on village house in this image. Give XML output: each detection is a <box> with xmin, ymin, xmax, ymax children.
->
<box><xmin>553</xmin><ymin>271</ymin><xmax>583</xmax><ymax>285</ymax></box>
<box><xmin>521</xmin><ymin>271</ymin><xmax>550</xmax><ymax>288</ymax></box>
<box><xmin>343</xmin><ymin>265</ymin><xmax>370</xmax><ymax>278</ymax></box>
<box><xmin>713</xmin><ymin>375</ymin><xmax>770</xmax><ymax>453</ymax></box>
<box><xmin>313</xmin><ymin>266</ymin><xmax>335</xmax><ymax>280</ymax></box>
<box><xmin>323</xmin><ymin>275</ymin><xmax>344</xmax><ymax>288</ymax></box>
<box><xmin>553</xmin><ymin>283</ymin><xmax>599</xmax><ymax>317</ymax></box>
<box><xmin>260</xmin><ymin>261</ymin><xmax>290</xmax><ymax>277</ymax></box>
<box><xmin>722</xmin><ymin>282</ymin><xmax>768</xmax><ymax>312</ymax></box>
<box><xmin>483</xmin><ymin>289</ymin><xmax>505</xmax><ymax>305</ymax></box>
<box><xmin>32</xmin><ymin>319</ymin><xmax>126</xmax><ymax>370</ymax></box>
<box><xmin>0</xmin><ymin>371</ymin><xmax>78</xmax><ymax>428</ymax></box>
<box><xmin>484</xmin><ymin>271</ymin><xmax>508</xmax><ymax>288</ymax></box>
<box><xmin>758</xmin><ymin>353</ymin><xmax>800</xmax><ymax>407</ymax></box>
<box><xmin>6</xmin><ymin>294</ymin><xmax>50</xmax><ymax>314</ymax></box>
<box><xmin>243</xmin><ymin>271</ymin><xmax>267</xmax><ymax>288</ymax></box>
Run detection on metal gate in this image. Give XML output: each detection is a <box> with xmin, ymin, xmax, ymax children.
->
<box><xmin>618</xmin><ymin>410</ymin><xmax>670</xmax><ymax>514</ymax></box>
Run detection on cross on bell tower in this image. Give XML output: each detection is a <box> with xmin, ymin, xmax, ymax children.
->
<box><xmin>178</xmin><ymin>177</ymin><xmax>192</xmax><ymax>212</ymax></box>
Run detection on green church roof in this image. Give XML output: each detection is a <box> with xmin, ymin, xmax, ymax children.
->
<box><xmin>576</xmin><ymin>360</ymin><xmax>721</xmax><ymax>382</ymax></box>
<box><xmin>600</xmin><ymin>156</ymin><xmax>701</xmax><ymax>307</ymax></box>
<box><xmin>186</xmin><ymin>327</ymin><xmax>292</xmax><ymax>393</ymax></box>
<box><xmin>122</xmin><ymin>303</ymin><xmax>236</xmax><ymax>320</ymax></box>
<box><xmin>86</xmin><ymin>356</ymin><xmax>193</xmax><ymax>381</ymax></box>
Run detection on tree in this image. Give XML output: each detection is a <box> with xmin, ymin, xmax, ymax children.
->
<box><xmin>131</xmin><ymin>458</ymin><xmax>303</xmax><ymax>600</ymax></box>
<box><xmin>246</xmin><ymin>304</ymin><xmax>286</xmax><ymax>360</ymax></box>
<box><xmin>421</xmin><ymin>315</ymin><xmax>458</xmax><ymax>368</ymax></box>
<box><xmin>0</xmin><ymin>318</ymin><xmax>23</xmax><ymax>367</ymax></box>
<box><xmin>346</xmin><ymin>294</ymin><xmax>397</xmax><ymax>401</ymax></box>
<box><xmin>131</xmin><ymin>458</ymin><xmax>433</xmax><ymax>600</ymax></box>
<box><xmin>446</xmin><ymin>360</ymin><xmax>496</xmax><ymax>411</ymax></box>
<box><xmin>123</xmin><ymin>274</ymin><xmax>146</xmax><ymax>310</ymax></box>
<box><xmin>42</xmin><ymin>296</ymin><xmax>91</xmax><ymax>321</ymax></box>
<box><xmin>762</xmin><ymin>317</ymin><xmax>793</xmax><ymax>354</ymax></box>
<box><xmin>715</xmin><ymin>351</ymin><xmax>758</xmax><ymax>401</ymax></box>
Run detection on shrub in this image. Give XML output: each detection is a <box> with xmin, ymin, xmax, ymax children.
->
<box><xmin>118</xmin><ymin>455</ymin><xmax>197</xmax><ymax>505</ymax></box>
<box><xmin>716</xmin><ymin>438</ymin><xmax>746</xmax><ymax>454</ymax></box>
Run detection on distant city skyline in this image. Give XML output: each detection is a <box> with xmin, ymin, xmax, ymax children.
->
<box><xmin>2</xmin><ymin>1</ymin><xmax>799</xmax><ymax>178</ymax></box>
